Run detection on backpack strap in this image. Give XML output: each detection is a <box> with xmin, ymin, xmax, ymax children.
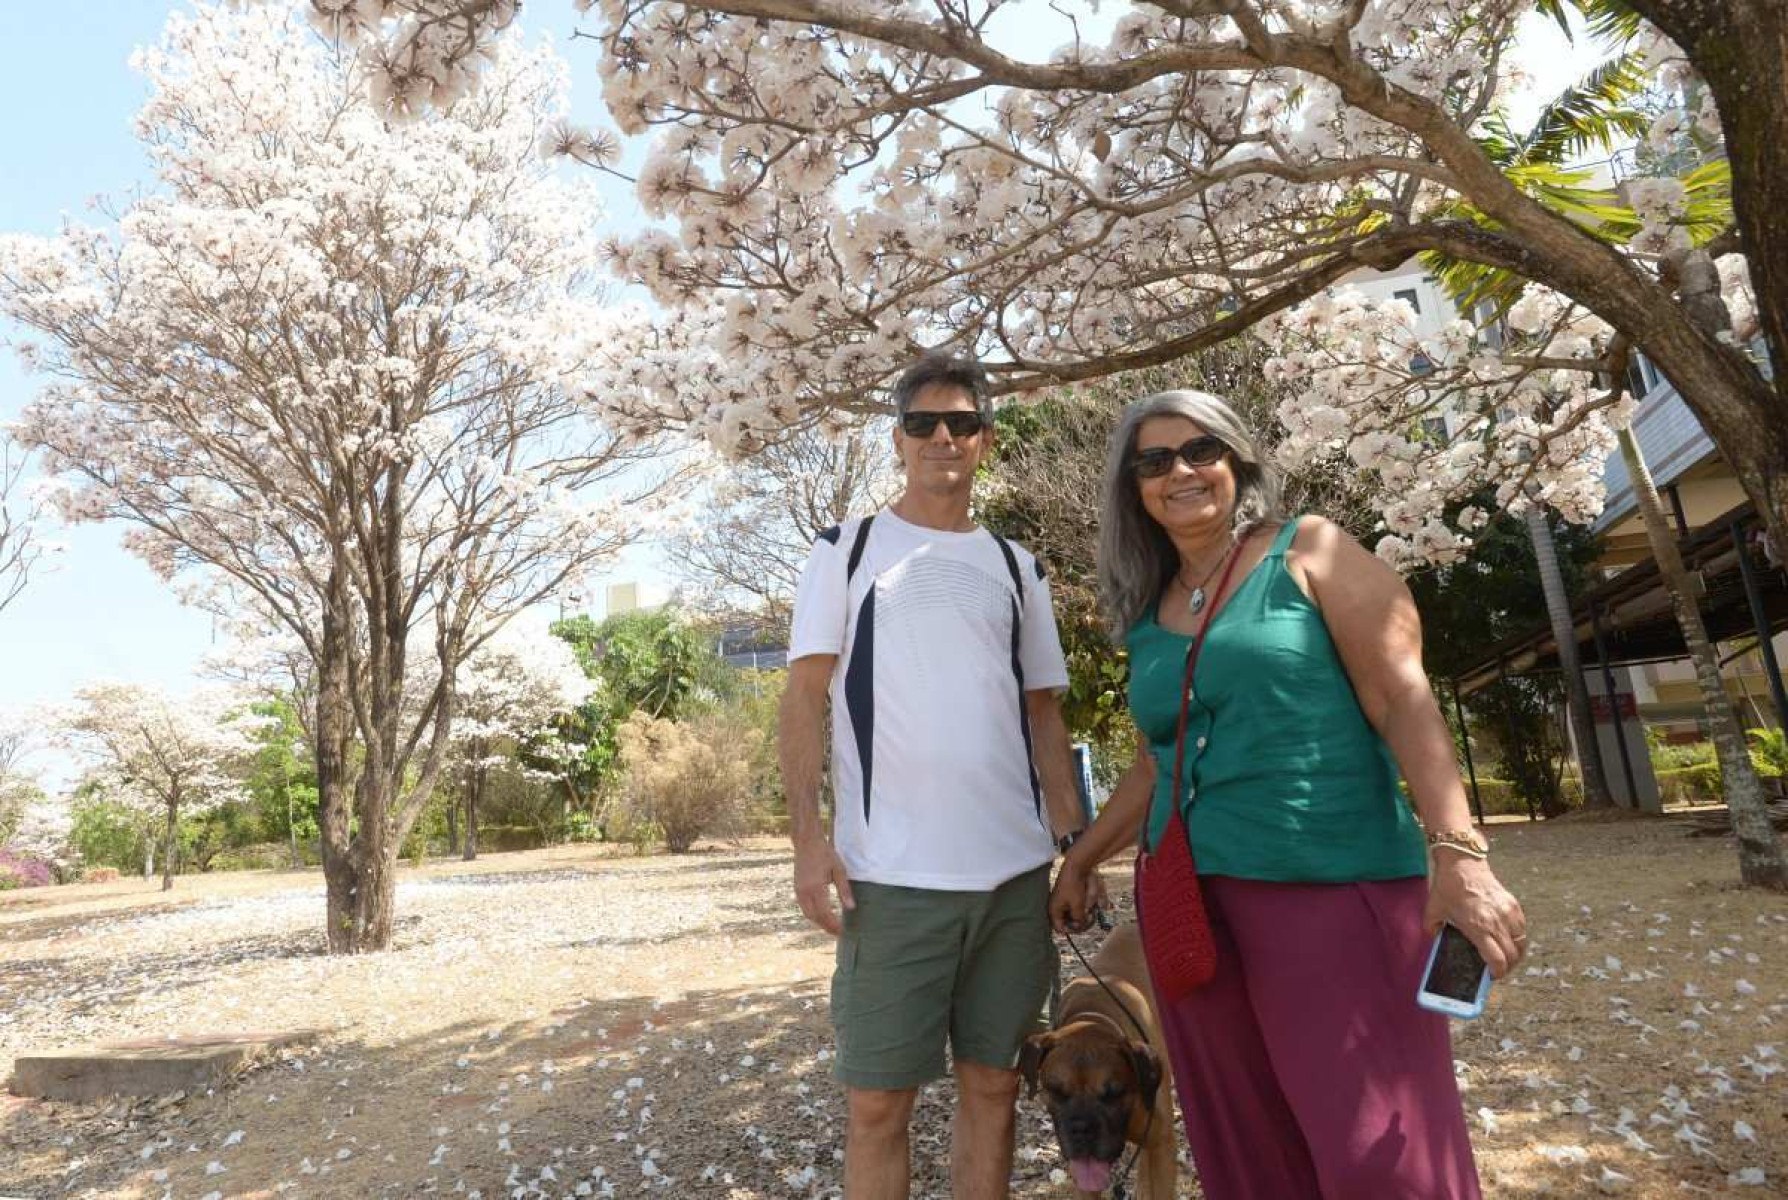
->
<box><xmin>989</xmin><ymin>532</ymin><xmax>1043</xmax><ymax>818</ymax></box>
<box><xmin>845</xmin><ymin>514</ymin><xmax>876</xmax><ymax>583</ymax></box>
<box><xmin>989</xmin><ymin>531</ymin><xmax>1025</xmax><ymax>609</ymax></box>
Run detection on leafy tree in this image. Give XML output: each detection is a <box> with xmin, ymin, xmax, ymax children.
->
<box><xmin>240</xmin><ymin>696</ymin><xmax>321</xmax><ymax>867</ymax></box>
<box><xmin>1406</xmin><ymin>503</ymin><xmax>1601</xmax><ymax>817</ymax></box>
<box><xmin>68</xmin><ymin>788</ymin><xmax>154</xmax><ymax>877</ymax></box>
<box><xmin>548</xmin><ymin>607</ymin><xmax>735</xmax><ymax>812</ymax></box>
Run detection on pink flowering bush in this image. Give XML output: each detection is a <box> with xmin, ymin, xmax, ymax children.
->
<box><xmin>0</xmin><ymin>846</ymin><xmax>54</xmax><ymax>889</ymax></box>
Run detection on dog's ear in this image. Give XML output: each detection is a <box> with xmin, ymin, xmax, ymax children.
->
<box><xmin>1018</xmin><ymin>1032</ymin><xmax>1055</xmax><ymax>1097</ymax></box>
<box><xmin>1128</xmin><ymin>1042</ymin><xmax>1163</xmax><ymax>1111</ymax></box>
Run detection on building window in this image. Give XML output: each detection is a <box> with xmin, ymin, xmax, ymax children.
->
<box><xmin>1394</xmin><ymin>288</ymin><xmax>1422</xmax><ymax>314</ymax></box>
<box><xmin>1624</xmin><ymin>353</ymin><xmax>1660</xmax><ymax>399</ymax></box>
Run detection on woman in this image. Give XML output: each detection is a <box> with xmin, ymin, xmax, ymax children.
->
<box><xmin>1050</xmin><ymin>390</ymin><xmax>1526</xmax><ymax>1199</ymax></box>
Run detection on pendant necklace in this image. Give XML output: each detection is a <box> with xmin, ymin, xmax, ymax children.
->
<box><xmin>1177</xmin><ymin>538</ymin><xmax>1236</xmax><ymax>615</ymax></box>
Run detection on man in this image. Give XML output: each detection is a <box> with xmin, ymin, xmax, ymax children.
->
<box><xmin>779</xmin><ymin>353</ymin><xmax>1093</xmax><ymax>1200</ymax></box>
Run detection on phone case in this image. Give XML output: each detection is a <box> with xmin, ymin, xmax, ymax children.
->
<box><xmin>1415</xmin><ymin>929</ymin><xmax>1493</xmax><ymax>1019</ymax></box>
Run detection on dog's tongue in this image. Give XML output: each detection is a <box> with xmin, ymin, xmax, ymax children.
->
<box><xmin>1068</xmin><ymin>1158</ymin><xmax>1114</xmax><ymax>1192</ymax></box>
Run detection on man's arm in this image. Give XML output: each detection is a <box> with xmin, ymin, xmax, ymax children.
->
<box><xmin>1027</xmin><ymin>688</ymin><xmax>1108</xmax><ymax>927</ymax></box>
<box><xmin>1025</xmin><ymin>688</ymin><xmax>1084</xmax><ymax>842</ymax></box>
<box><xmin>780</xmin><ymin>654</ymin><xmax>853</xmax><ymax>935</ymax></box>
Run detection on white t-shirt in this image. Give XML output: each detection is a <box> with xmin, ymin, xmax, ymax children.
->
<box><xmin>788</xmin><ymin>510</ymin><xmax>1071</xmax><ymax>889</ymax></box>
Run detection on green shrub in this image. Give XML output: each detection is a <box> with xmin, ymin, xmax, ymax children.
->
<box><xmin>1746</xmin><ymin>728</ymin><xmax>1788</xmax><ymax>778</ymax></box>
<box><xmin>1466</xmin><ymin>778</ymin><xmax>1532</xmax><ymax>817</ymax></box>
<box><xmin>68</xmin><ymin>798</ymin><xmax>153</xmax><ymax>874</ymax></box>
<box><xmin>1650</xmin><ymin>740</ymin><xmax>1715</xmax><ymax>773</ymax></box>
<box><xmin>1656</xmin><ymin>761</ymin><xmax>1723</xmax><ymax>804</ymax></box>
<box><xmin>476</xmin><ymin>824</ymin><xmax>551</xmax><ymax>853</ymax></box>
<box><xmin>207</xmin><ymin>842</ymin><xmax>298</xmax><ymax>872</ymax></box>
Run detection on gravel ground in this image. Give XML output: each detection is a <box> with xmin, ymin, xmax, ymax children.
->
<box><xmin>1</xmin><ymin>819</ymin><xmax>1784</xmax><ymax>1199</ymax></box>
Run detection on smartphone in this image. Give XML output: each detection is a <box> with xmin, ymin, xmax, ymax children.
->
<box><xmin>1416</xmin><ymin>923</ymin><xmax>1492</xmax><ymax>1019</ymax></box>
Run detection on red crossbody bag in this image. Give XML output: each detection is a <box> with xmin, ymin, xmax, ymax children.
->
<box><xmin>1133</xmin><ymin>542</ymin><xmax>1245</xmax><ymax>1003</ymax></box>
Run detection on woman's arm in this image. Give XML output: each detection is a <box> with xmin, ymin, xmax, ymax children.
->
<box><xmin>1293</xmin><ymin>516</ymin><xmax>1529</xmax><ymax>977</ymax></box>
<box><xmin>1048</xmin><ymin>734</ymin><xmax>1155</xmax><ymax>932</ymax></box>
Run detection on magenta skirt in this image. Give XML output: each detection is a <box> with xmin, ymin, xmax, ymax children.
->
<box><xmin>1154</xmin><ymin>874</ymin><xmax>1482</xmax><ymax>1200</ymax></box>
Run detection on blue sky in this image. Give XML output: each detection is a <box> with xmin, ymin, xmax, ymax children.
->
<box><xmin>0</xmin><ymin>3</ymin><xmax>1600</xmax><ymax>762</ymax></box>
<box><xmin>0</xmin><ymin>2</ymin><xmax>651</xmax><ymax>739</ymax></box>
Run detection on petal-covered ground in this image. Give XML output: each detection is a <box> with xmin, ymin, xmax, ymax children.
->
<box><xmin>1</xmin><ymin>817</ymin><xmax>1782</xmax><ymax>1198</ymax></box>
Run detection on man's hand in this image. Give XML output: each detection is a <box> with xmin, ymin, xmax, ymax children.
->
<box><xmin>794</xmin><ymin>839</ymin><xmax>855</xmax><ymax>935</ymax></box>
<box><xmin>1048</xmin><ymin>853</ymin><xmax>1106</xmax><ymax>934</ymax></box>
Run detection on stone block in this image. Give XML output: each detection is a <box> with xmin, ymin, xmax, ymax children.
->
<box><xmin>8</xmin><ymin>1030</ymin><xmax>318</xmax><ymax>1104</ymax></box>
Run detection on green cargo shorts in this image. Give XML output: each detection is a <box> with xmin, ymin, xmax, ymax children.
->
<box><xmin>830</xmin><ymin>863</ymin><xmax>1055</xmax><ymax>1090</ymax></box>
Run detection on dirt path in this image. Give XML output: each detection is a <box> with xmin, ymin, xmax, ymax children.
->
<box><xmin>2</xmin><ymin>821</ymin><xmax>1784</xmax><ymax>1198</ymax></box>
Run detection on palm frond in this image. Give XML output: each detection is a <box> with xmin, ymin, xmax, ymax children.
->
<box><xmin>1576</xmin><ymin>0</ymin><xmax>1645</xmax><ymax>45</ymax></box>
<box><xmin>1515</xmin><ymin>50</ymin><xmax>1652</xmax><ymax>164</ymax></box>
<box><xmin>1531</xmin><ymin>0</ymin><xmax>1577</xmax><ymax>40</ymax></box>
<box><xmin>1532</xmin><ymin>0</ymin><xmax>1645</xmax><ymax>46</ymax></box>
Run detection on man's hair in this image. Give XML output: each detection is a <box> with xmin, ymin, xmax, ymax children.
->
<box><xmin>891</xmin><ymin>353</ymin><xmax>994</xmax><ymax>421</ymax></box>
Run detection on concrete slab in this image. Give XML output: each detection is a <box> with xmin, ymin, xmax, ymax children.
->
<box><xmin>7</xmin><ymin>1030</ymin><xmax>319</xmax><ymax>1104</ymax></box>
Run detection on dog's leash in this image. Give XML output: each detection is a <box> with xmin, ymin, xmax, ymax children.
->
<box><xmin>1059</xmin><ymin>925</ymin><xmax>1159</xmax><ymax>1200</ymax></box>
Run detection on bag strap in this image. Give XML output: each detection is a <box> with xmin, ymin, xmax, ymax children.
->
<box><xmin>845</xmin><ymin>514</ymin><xmax>876</xmax><ymax>583</ymax></box>
<box><xmin>1168</xmin><ymin>540</ymin><xmax>1248</xmax><ymax>823</ymax></box>
<box><xmin>989</xmin><ymin>531</ymin><xmax>1042</xmax><ymax>815</ymax></box>
<box><xmin>988</xmin><ymin>531</ymin><xmax>1026</xmax><ymax>607</ymax></box>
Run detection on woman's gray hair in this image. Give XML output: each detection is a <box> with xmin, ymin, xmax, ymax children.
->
<box><xmin>1097</xmin><ymin>389</ymin><xmax>1285</xmax><ymax>640</ymax></box>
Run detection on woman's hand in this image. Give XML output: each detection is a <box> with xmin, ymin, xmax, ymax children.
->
<box><xmin>1424</xmin><ymin>853</ymin><xmax>1527</xmax><ymax>978</ymax></box>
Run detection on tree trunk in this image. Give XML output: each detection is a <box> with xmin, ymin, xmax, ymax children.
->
<box><xmin>1523</xmin><ymin>508</ymin><xmax>1614</xmax><ymax>811</ymax></box>
<box><xmin>288</xmin><ymin>779</ymin><xmax>301</xmax><ymax>869</ymax></box>
<box><xmin>462</xmin><ymin>770</ymin><xmax>480</xmax><ymax>862</ymax></box>
<box><xmin>445</xmin><ymin>795</ymin><xmax>459</xmax><ymax>858</ymax></box>
<box><xmin>1620</xmin><ymin>429</ymin><xmax>1788</xmax><ymax>889</ymax></box>
<box><xmin>161</xmin><ymin>798</ymin><xmax>177</xmax><ymax>892</ymax></box>
<box><xmin>318</xmin><ymin>564</ymin><xmax>368</xmax><ymax>953</ymax></box>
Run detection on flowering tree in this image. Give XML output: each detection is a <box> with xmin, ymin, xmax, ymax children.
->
<box><xmin>60</xmin><ymin>684</ymin><xmax>254</xmax><ymax>892</ymax></box>
<box><xmin>0</xmin><ymin>4</ymin><xmax>659</xmax><ymax>950</ymax></box>
<box><xmin>0</xmin><ymin>436</ymin><xmax>49</xmax><ymax>617</ymax></box>
<box><xmin>1256</xmin><ymin>49</ymin><xmax>1788</xmax><ymax>887</ymax></box>
<box><xmin>307</xmin><ymin>1</ymin><xmax>1788</xmax><ymax>567</ymax></box>
<box><xmin>0</xmin><ymin>713</ymin><xmax>44</xmax><ymax>846</ymax></box>
<box><xmin>669</xmin><ymin>421</ymin><xmax>898</xmax><ymax>622</ymax></box>
<box><xmin>447</xmin><ymin>624</ymin><xmax>595</xmax><ymax>859</ymax></box>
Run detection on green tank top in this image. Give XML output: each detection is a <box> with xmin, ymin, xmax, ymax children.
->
<box><xmin>1128</xmin><ymin>518</ymin><xmax>1427</xmax><ymax>883</ymax></box>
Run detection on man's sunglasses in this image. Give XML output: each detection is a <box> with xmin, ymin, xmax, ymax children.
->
<box><xmin>1131</xmin><ymin>435</ymin><xmax>1229</xmax><ymax>478</ymax></box>
<box><xmin>901</xmin><ymin>410</ymin><xmax>987</xmax><ymax>439</ymax></box>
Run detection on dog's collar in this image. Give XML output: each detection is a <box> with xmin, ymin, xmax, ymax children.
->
<box><xmin>1060</xmin><ymin>1009</ymin><xmax>1133</xmax><ymax>1045</ymax></box>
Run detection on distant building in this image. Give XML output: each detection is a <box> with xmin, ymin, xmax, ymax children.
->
<box><xmin>716</xmin><ymin>619</ymin><xmax>787</xmax><ymax>671</ymax></box>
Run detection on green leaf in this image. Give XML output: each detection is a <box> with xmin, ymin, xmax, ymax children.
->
<box><xmin>1512</xmin><ymin>50</ymin><xmax>1651</xmax><ymax>165</ymax></box>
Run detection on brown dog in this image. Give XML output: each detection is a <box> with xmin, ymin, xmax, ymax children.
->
<box><xmin>1020</xmin><ymin>920</ymin><xmax>1177</xmax><ymax>1198</ymax></box>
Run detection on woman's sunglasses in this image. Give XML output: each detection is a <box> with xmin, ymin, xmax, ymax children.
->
<box><xmin>1131</xmin><ymin>435</ymin><xmax>1229</xmax><ymax>478</ymax></box>
<box><xmin>901</xmin><ymin>410</ymin><xmax>987</xmax><ymax>439</ymax></box>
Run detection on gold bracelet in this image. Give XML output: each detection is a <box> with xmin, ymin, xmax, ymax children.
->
<box><xmin>1425</xmin><ymin>829</ymin><xmax>1489</xmax><ymax>860</ymax></box>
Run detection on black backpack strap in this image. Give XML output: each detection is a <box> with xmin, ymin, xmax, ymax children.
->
<box><xmin>846</xmin><ymin>515</ymin><xmax>875</xmax><ymax>583</ymax></box>
<box><xmin>989</xmin><ymin>532</ymin><xmax>1025</xmax><ymax>609</ymax></box>
<box><xmin>989</xmin><ymin>532</ymin><xmax>1042</xmax><ymax>817</ymax></box>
